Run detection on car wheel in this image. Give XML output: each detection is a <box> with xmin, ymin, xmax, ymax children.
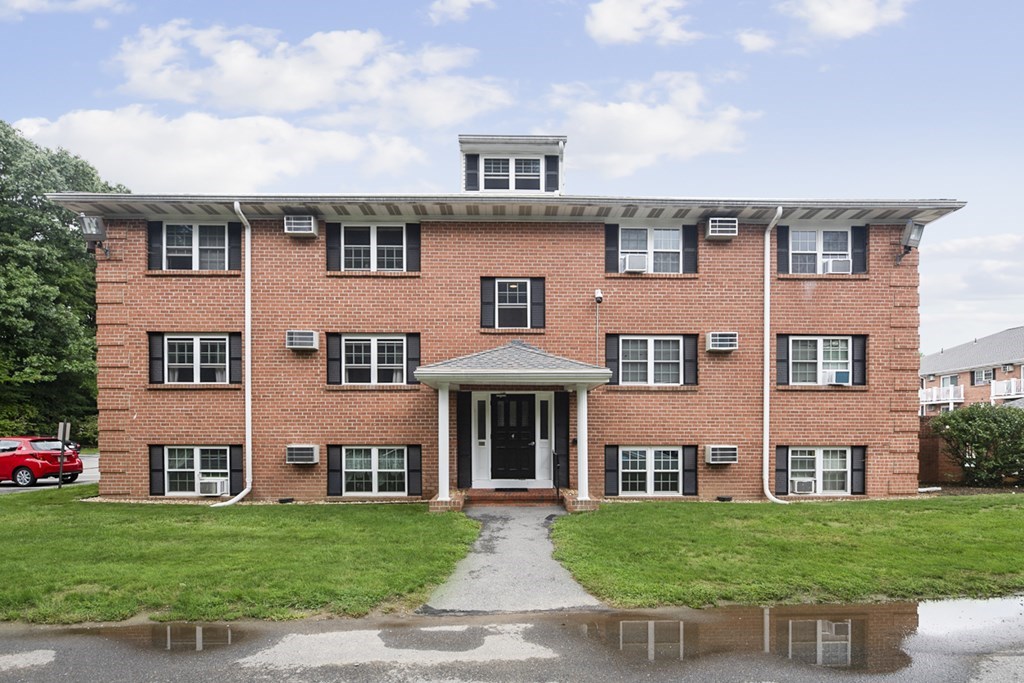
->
<box><xmin>61</xmin><ymin>473</ymin><xmax>79</xmax><ymax>483</ymax></box>
<box><xmin>13</xmin><ymin>467</ymin><xmax>36</xmax><ymax>487</ymax></box>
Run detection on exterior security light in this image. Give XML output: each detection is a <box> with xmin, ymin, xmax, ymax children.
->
<box><xmin>901</xmin><ymin>220</ymin><xmax>925</xmax><ymax>250</ymax></box>
<box><xmin>79</xmin><ymin>214</ymin><xmax>106</xmax><ymax>240</ymax></box>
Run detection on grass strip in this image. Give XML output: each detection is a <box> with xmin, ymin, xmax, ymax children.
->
<box><xmin>551</xmin><ymin>495</ymin><xmax>1024</xmax><ymax>607</ymax></box>
<box><xmin>1</xmin><ymin>485</ymin><xmax>478</xmax><ymax>624</ymax></box>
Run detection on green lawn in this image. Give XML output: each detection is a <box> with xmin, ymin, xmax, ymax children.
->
<box><xmin>551</xmin><ymin>495</ymin><xmax>1024</xmax><ymax>608</ymax></box>
<box><xmin>2</xmin><ymin>485</ymin><xmax>478</xmax><ymax>624</ymax></box>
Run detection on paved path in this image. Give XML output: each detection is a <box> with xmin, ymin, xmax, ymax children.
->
<box><xmin>424</xmin><ymin>505</ymin><xmax>603</xmax><ymax>613</ymax></box>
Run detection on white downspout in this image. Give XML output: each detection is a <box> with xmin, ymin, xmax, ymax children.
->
<box><xmin>213</xmin><ymin>201</ymin><xmax>253</xmax><ymax>507</ymax></box>
<box><xmin>763</xmin><ymin>206</ymin><xmax>788</xmax><ymax>504</ymax></box>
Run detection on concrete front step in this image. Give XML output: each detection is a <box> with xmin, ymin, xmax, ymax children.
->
<box><xmin>464</xmin><ymin>488</ymin><xmax>560</xmax><ymax>506</ymax></box>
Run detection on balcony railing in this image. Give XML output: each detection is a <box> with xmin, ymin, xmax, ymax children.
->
<box><xmin>919</xmin><ymin>385</ymin><xmax>964</xmax><ymax>404</ymax></box>
<box><xmin>992</xmin><ymin>378</ymin><xmax>1024</xmax><ymax>401</ymax></box>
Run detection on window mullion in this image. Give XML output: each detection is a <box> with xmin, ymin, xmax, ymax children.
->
<box><xmin>369</xmin><ymin>226</ymin><xmax>377</xmax><ymax>273</ymax></box>
<box><xmin>646</xmin><ymin>448</ymin><xmax>655</xmax><ymax>494</ymax></box>
<box><xmin>192</xmin><ymin>227</ymin><xmax>200</xmax><ymax>270</ymax></box>
<box><xmin>192</xmin><ymin>338</ymin><xmax>200</xmax><ymax>381</ymax></box>
<box><xmin>370</xmin><ymin>339</ymin><xmax>378</xmax><ymax>384</ymax></box>
<box><xmin>371</xmin><ymin>447</ymin><xmax>380</xmax><ymax>493</ymax></box>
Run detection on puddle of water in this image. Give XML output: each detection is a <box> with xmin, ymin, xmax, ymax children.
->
<box><xmin>71</xmin><ymin>623</ymin><xmax>242</xmax><ymax>653</ymax></box>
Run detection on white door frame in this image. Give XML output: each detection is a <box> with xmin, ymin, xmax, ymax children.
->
<box><xmin>471</xmin><ymin>390</ymin><xmax>554</xmax><ymax>488</ymax></box>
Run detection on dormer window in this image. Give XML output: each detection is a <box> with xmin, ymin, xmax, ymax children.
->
<box><xmin>481</xmin><ymin>157</ymin><xmax>542</xmax><ymax>191</ymax></box>
<box><xmin>460</xmin><ymin>135</ymin><xmax>565</xmax><ymax>194</ymax></box>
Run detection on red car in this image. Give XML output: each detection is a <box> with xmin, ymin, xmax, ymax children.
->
<box><xmin>0</xmin><ymin>437</ymin><xmax>83</xmax><ymax>487</ymax></box>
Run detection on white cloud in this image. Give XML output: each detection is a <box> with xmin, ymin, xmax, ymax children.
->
<box><xmin>777</xmin><ymin>0</ymin><xmax>912</xmax><ymax>39</ymax></box>
<box><xmin>15</xmin><ymin>106</ymin><xmax>425</xmax><ymax>193</ymax></box>
<box><xmin>549</xmin><ymin>72</ymin><xmax>756</xmax><ymax>177</ymax></box>
<box><xmin>736</xmin><ymin>29</ymin><xmax>777</xmax><ymax>53</ymax></box>
<box><xmin>585</xmin><ymin>0</ymin><xmax>701</xmax><ymax>46</ymax></box>
<box><xmin>428</xmin><ymin>0</ymin><xmax>494</xmax><ymax>25</ymax></box>
<box><xmin>113</xmin><ymin>20</ymin><xmax>512</xmax><ymax>125</ymax></box>
<box><xmin>0</xmin><ymin>0</ymin><xmax>126</xmax><ymax>20</ymax></box>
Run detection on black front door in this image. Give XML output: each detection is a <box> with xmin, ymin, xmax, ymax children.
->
<box><xmin>491</xmin><ymin>394</ymin><xmax>536</xmax><ymax>479</ymax></box>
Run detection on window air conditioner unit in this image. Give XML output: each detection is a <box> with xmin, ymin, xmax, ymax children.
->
<box><xmin>821</xmin><ymin>370</ymin><xmax>851</xmax><ymax>385</ymax></box>
<box><xmin>285</xmin><ymin>330</ymin><xmax>319</xmax><ymax>351</ymax></box>
<box><xmin>705</xmin><ymin>445</ymin><xmax>739</xmax><ymax>464</ymax></box>
<box><xmin>828</xmin><ymin>621</ymin><xmax>850</xmax><ymax>638</ymax></box>
<box><xmin>199</xmin><ymin>479</ymin><xmax>229</xmax><ymax>496</ymax></box>
<box><xmin>284</xmin><ymin>215</ymin><xmax>318</xmax><ymax>237</ymax></box>
<box><xmin>706</xmin><ymin>217</ymin><xmax>738</xmax><ymax>239</ymax></box>
<box><xmin>285</xmin><ymin>444</ymin><xmax>320</xmax><ymax>465</ymax></box>
<box><xmin>790</xmin><ymin>478</ymin><xmax>816</xmax><ymax>494</ymax></box>
<box><xmin>620</xmin><ymin>253</ymin><xmax>647</xmax><ymax>273</ymax></box>
<box><xmin>707</xmin><ymin>332</ymin><xmax>739</xmax><ymax>352</ymax></box>
<box><xmin>822</xmin><ymin>258</ymin><xmax>852</xmax><ymax>274</ymax></box>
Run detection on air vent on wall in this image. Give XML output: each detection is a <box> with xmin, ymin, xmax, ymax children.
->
<box><xmin>285</xmin><ymin>330</ymin><xmax>319</xmax><ymax>351</ymax></box>
<box><xmin>707</xmin><ymin>332</ymin><xmax>739</xmax><ymax>352</ymax></box>
<box><xmin>286</xmin><ymin>445</ymin><xmax>320</xmax><ymax>465</ymax></box>
<box><xmin>284</xmin><ymin>215</ymin><xmax>318</xmax><ymax>237</ymax></box>
<box><xmin>706</xmin><ymin>217</ymin><xmax>738</xmax><ymax>240</ymax></box>
<box><xmin>705</xmin><ymin>445</ymin><xmax>738</xmax><ymax>464</ymax></box>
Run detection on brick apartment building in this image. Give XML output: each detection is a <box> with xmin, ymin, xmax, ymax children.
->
<box><xmin>50</xmin><ymin>135</ymin><xmax>965</xmax><ymax>508</ymax></box>
<box><xmin>919</xmin><ymin>326</ymin><xmax>1024</xmax><ymax>415</ymax></box>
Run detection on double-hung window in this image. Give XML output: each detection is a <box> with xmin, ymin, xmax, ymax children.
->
<box><xmin>620</xmin><ymin>447</ymin><xmax>682</xmax><ymax>495</ymax></box>
<box><xmin>165</xmin><ymin>335</ymin><xmax>228</xmax><ymax>384</ymax></box>
<box><xmin>496</xmin><ymin>279</ymin><xmax>530</xmax><ymax>328</ymax></box>
<box><xmin>343</xmin><ymin>446</ymin><xmax>406</xmax><ymax>494</ymax></box>
<box><xmin>790</xmin><ymin>228</ymin><xmax>850</xmax><ymax>274</ymax></box>
<box><xmin>972</xmin><ymin>369</ymin><xmax>994</xmax><ymax>385</ymax></box>
<box><xmin>165</xmin><ymin>446</ymin><xmax>229</xmax><ymax>495</ymax></box>
<box><xmin>621</xmin><ymin>336</ymin><xmax>682</xmax><ymax>385</ymax></box>
<box><xmin>343</xmin><ymin>226</ymin><xmax>405</xmax><ymax>271</ymax></box>
<box><xmin>620</xmin><ymin>227</ymin><xmax>683</xmax><ymax>273</ymax></box>
<box><xmin>789</xmin><ymin>447</ymin><xmax>850</xmax><ymax>495</ymax></box>
<box><xmin>482</xmin><ymin>157</ymin><xmax>542</xmax><ymax>190</ymax></box>
<box><xmin>790</xmin><ymin>336</ymin><xmax>851</xmax><ymax>385</ymax></box>
<box><xmin>342</xmin><ymin>335</ymin><xmax>406</xmax><ymax>384</ymax></box>
<box><xmin>165</xmin><ymin>224</ymin><xmax>228</xmax><ymax>270</ymax></box>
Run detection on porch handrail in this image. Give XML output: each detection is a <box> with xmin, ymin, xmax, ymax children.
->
<box><xmin>919</xmin><ymin>385</ymin><xmax>965</xmax><ymax>403</ymax></box>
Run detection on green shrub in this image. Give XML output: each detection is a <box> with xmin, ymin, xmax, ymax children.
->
<box><xmin>930</xmin><ymin>403</ymin><xmax>1024</xmax><ymax>486</ymax></box>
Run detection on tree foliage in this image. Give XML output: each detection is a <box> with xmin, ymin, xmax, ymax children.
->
<box><xmin>930</xmin><ymin>403</ymin><xmax>1024</xmax><ymax>486</ymax></box>
<box><xmin>0</xmin><ymin>120</ymin><xmax>128</xmax><ymax>442</ymax></box>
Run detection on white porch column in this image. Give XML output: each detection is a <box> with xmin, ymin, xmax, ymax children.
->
<box><xmin>437</xmin><ymin>383</ymin><xmax>450</xmax><ymax>501</ymax></box>
<box><xmin>576</xmin><ymin>384</ymin><xmax>590</xmax><ymax>501</ymax></box>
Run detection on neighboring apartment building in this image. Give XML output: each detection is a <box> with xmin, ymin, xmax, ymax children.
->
<box><xmin>919</xmin><ymin>326</ymin><xmax>1024</xmax><ymax>415</ymax></box>
<box><xmin>50</xmin><ymin>135</ymin><xmax>965</xmax><ymax>508</ymax></box>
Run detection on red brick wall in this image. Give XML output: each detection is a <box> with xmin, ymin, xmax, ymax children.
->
<box><xmin>94</xmin><ymin>218</ymin><xmax>921</xmax><ymax>500</ymax></box>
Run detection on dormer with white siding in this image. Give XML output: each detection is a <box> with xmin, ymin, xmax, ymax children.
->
<box><xmin>459</xmin><ymin>135</ymin><xmax>566</xmax><ymax>194</ymax></box>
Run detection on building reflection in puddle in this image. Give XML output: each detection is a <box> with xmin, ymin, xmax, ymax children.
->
<box><xmin>75</xmin><ymin>623</ymin><xmax>238</xmax><ymax>653</ymax></box>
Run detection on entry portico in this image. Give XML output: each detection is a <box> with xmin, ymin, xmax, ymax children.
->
<box><xmin>415</xmin><ymin>341</ymin><xmax>611</xmax><ymax>503</ymax></box>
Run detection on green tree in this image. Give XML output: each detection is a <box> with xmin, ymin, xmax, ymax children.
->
<box><xmin>0</xmin><ymin>121</ymin><xmax>128</xmax><ymax>442</ymax></box>
<box><xmin>930</xmin><ymin>403</ymin><xmax>1024</xmax><ymax>486</ymax></box>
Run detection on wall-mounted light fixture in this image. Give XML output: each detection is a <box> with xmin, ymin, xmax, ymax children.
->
<box><xmin>896</xmin><ymin>220</ymin><xmax>925</xmax><ymax>264</ymax></box>
<box><xmin>79</xmin><ymin>214</ymin><xmax>109</xmax><ymax>256</ymax></box>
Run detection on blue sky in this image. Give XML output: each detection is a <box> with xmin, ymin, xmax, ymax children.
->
<box><xmin>2</xmin><ymin>0</ymin><xmax>1020</xmax><ymax>354</ymax></box>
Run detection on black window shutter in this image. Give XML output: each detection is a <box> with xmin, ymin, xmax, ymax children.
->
<box><xmin>530</xmin><ymin>278</ymin><xmax>545</xmax><ymax>329</ymax></box>
<box><xmin>777</xmin><ymin>225</ymin><xmax>789</xmax><ymax>274</ymax></box>
<box><xmin>682</xmin><ymin>225</ymin><xmax>698</xmax><ymax>273</ymax></box>
<box><xmin>406</xmin><ymin>333</ymin><xmax>420</xmax><ymax>385</ymax></box>
<box><xmin>326</xmin><ymin>223</ymin><xmax>342</xmax><ymax>271</ymax></box>
<box><xmin>148</xmin><ymin>332</ymin><xmax>164</xmax><ymax>384</ymax></box>
<box><xmin>683</xmin><ymin>334</ymin><xmax>698</xmax><ymax>385</ymax></box>
<box><xmin>852</xmin><ymin>335</ymin><xmax>867</xmax><ymax>386</ymax></box>
<box><xmin>407</xmin><ymin>445</ymin><xmax>422</xmax><ymax>496</ymax></box>
<box><xmin>776</xmin><ymin>335</ymin><xmax>790</xmax><ymax>385</ymax></box>
<box><xmin>605</xmin><ymin>224</ymin><xmax>619</xmax><ymax>273</ymax></box>
<box><xmin>544</xmin><ymin>155</ymin><xmax>559</xmax><ymax>192</ymax></box>
<box><xmin>851</xmin><ymin>446</ymin><xmax>866</xmax><ymax>495</ymax></box>
<box><xmin>327</xmin><ymin>445</ymin><xmax>343</xmax><ymax>496</ymax></box>
<box><xmin>604</xmin><ymin>445</ymin><xmax>619</xmax><ymax>496</ymax></box>
<box><xmin>605</xmin><ymin>334</ymin><xmax>620</xmax><ymax>385</ymax></box>
<box><xmin>229</xmin><ymin>445</ymin><xmax>243</xmax><ymax>495</ymax></box>
<box><xmin>456</xmin><ymin>392</ymin><xmax>472</xmax><ymax>489</ymax></box>
<box><xmin>149</xmin><ymin>445</ymin><xmax>165</xmax><ymax>496</ymax></box>
<box><xmin>775</xmin><ymin>445</ymin><xmax>789</xmax><ymax>495</ymax></box>
<box><xmin>480</xmin><ymin>277</ymin><xmax>496</xmax><ymax>328</ymax></box>
<box><xmin>228</xmin><ymin>222</ymin><xmax>242</xmax><ymax>270</ymax></box>
<box><xmin>682</xmin><ymin>445</ymin><xmax>698</xmax><ymax>495</ymax></box>
<box><xmin>406</xmin><ymin>223</ymin><xmax>421</xmax><ymax>272</ymax></box>
<box><xmin>554</xmin><ymin>392</ymin><xmax>569</xmax><ymax>488</ymax></box>
<box><xmin>147</xmin><ymin>221</ymin><xmax>163</xmax><ymax>270</ymax></box>
<box><xmin>229</xmin><ymin>333</ymin><xmax>242</xmax><ymax>384</ymax></box>
<box><xmin>326</xmin><ymin>333</ymin><xmax>342</xmax><ymax>385</ymax></box>
<box><xmin>851</xmin><ymin>225</ymin><xmax>868</xmax><ymax>274</ymax></box>
<box><xmin>465</xmin><ymin>154</ymin><xmax>479</xmax><ymax>191</ymax></box>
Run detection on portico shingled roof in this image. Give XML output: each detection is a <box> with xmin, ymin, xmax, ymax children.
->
<box><xmin>414</xmin><ymin>341</ymin><xmax>611</xmax><ymax>389</ymax></box>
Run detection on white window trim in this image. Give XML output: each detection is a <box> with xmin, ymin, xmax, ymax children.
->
<box><xmin>164</xmin><ymin>445</ymin><xmax>229</xmax><ymax>497</ymax></box>
<box><xmin>480</xmin><ymin>155</ymin><xmax>546</xmax><ymax>192</ymax></box>
<box><xmin>973</xmin><ymin>368</ymin><xmax>994</xmax><ymax>385</ymax></box>
<box><xmin>619</xmin><ymin>227</ymin><xmax>684</xmax><ymax>274</ymax></box>
<box><xmin>163</xmin><ymin>223</ymin><xmax>228</xmax><ymax>271</ymax></box>
<box><xmin>495</xmin><ymin>278</ymin><xmax>531</xmax><ymax>329</ymax></box>
<box><xmin>164</xmin><ymin>334</ymin><xmax>229</xmax><ymax>385</ymax></box>
<box><xmin>789</xmin><ymin>227</ymin><xmax>851</xmax><ymax>274</ymax></box>
<box><xmin>341</xmin><ymin>225</ymin><xmax>406</xmax><ymax>272</ymax></box>
<box><xmin>789</xmin><ymin>446</ymin><xmax>851</xmax><ymax>496</ymax></box>
<box><xmin>342</xmin><ymin>446</ymin><xmax>407</xmax><ymax>496</ymax></box>
<box><xmin>789</xmin><ymin>336</ymin><xmax>852</xmax><ymax>386</ymax></box>
<box><xmin>618</xmin><ymin>446</ymin><xmax>683</xmax><ymax>496</ymax></box>
<box><xmin>341</xmin><ymin>334</ymin><xmax>406</xmax><ymax>385</ymax></box>
<box><xmin>940</xmin><ymin>374</ymin><xmax>959</xmax><ymax>387</ymax></box>
<box><xmin>620</xmin><ymin>336</ymin><xmax>684</xmax><ymax>386</ymax></box>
